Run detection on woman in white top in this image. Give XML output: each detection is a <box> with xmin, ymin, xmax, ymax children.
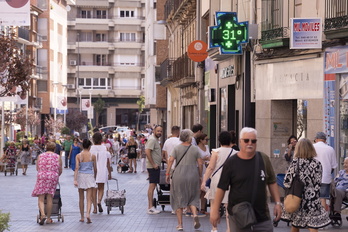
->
<box><xmin>196</xmin><ymin>133</ymin><xmax>210</xmax><ymax>214</ymax></box>
<box><xmin>201</xmin><ymin>131</ymin><xmax>237</xmax><ymax>232</ymax></box>
<box><xmin>90</xmin><ymin>132</ymin><xmax>111</xmax><ymax>214</ymax></box>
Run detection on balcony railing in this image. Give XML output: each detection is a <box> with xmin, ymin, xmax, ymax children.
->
<box><xmin>260</xmin><ymin>0</ymin><xmax>289</xmax><ymax>41</ymax></box>
<box><xmin>325</xmin><ymin>0</ymin><xmax>348</xmax><ymax>31</ymax></box>
<box><xmin>74</xmin><ymin>61</ymin><xmax>144</xmax><ymax>67</ymax></box>
<box><xmin>18</xmin><ymin>27</ymin><xmax>30</xmax><ymax>41</ymax></box>
<box><xmin>164</xmin><ymin>0</ymin><xmax>195</xmax><ymax>21</ymax></box>
<box><xmin>159</xmin><ymin>58</ymin><xmax>174</xmax><ymax>82</ymax></box>
<box><xmin>172</xmin><ymin>52</ymin><xmax>194</xmax><ymax>82</ymax></box>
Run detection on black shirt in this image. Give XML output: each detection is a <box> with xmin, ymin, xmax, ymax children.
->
<box><xmin>218</xmin><ymin>152</ymin><xmax>276</xmax><ymax>222</ymax></box>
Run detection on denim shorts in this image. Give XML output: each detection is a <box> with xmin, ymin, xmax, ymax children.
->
<box><xmin>320</xmin><ymin>183</ymin><xmax>331</xmax><ymax>198</ymax></box>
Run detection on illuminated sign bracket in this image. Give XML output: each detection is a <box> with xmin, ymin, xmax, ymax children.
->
<box><xmin>209</xmin><ymin>12</ymin><xmax>249</xmax><ymax>55</ymax></box>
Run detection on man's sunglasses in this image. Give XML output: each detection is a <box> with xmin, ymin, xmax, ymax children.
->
<box><xmin>241</xmin><ymin>139</ymin><xmax>257</xmax><ymax>144</ymax></box>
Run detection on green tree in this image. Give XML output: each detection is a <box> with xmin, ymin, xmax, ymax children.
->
<box><xmin>93</xmin><ymin>95</ymin><xmax>105</xmax><ymax>127</ymax></box>
<box><xmin>0</xmin><ymin>29</ymin><xmax>34</xmax><ymax>97</ymax></box>
<box><xmin>66</xmin><ymin>109</ymin><xmax>88</xmax><ymax>132</ymax></box>
<box><xmin>136</xmin><ymin>95</ymin><xmax>145</xmax><ymax>132</ymax></box>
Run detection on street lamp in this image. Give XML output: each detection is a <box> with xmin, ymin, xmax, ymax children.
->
<box><xmin>77</xmin><ymin>87</ymin><xmax>83</xmax><ymax>112</ymax></box>
<box><xmin>53</xmin><ymin>82</ymin><xmax>59</xmax><ymax>135</ymax></box>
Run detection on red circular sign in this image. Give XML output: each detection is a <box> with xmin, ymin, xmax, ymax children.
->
<box><xmin>6</xmin><ymin>0</ymin><xmax>29</xmax><ymax>8</ymax></box>
<box><xmin>188</xmin><ymin>40</ymin><xmax>208</xmax><ymax>62</ymax></box>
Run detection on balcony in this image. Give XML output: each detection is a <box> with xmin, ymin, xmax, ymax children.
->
<box><xmin>159</xmin><ymin>58</ymin><xmax>174</xmax><ymax>86</ymax></box>
<box><xmin>172</xmin><ymin>53</ymin><xmax>195</xmax><ymax>88</ymax></box>
<box><xmin>324</xmin><ymin>0</ymin><xmax>348</xmax><ymax>39</ymax></box>
<box><xmin>164</xmin><ymin>0</ymin><xmax>196</xmax><ymax>24</ymax></box>
<box><xmin>260</xmin><ymin>0</ymin><xmax>289</xmax><ymax>48</ymax></box>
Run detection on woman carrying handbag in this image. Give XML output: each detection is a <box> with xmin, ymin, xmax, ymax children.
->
<box><xmin>281</xmin><ymin>138</ymin><xmax>331</xmax><ymax>231</ymax></box>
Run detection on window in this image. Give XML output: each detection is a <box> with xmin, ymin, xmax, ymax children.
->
<box><xmin>294</xmin><ymin>0</ymin><xmax>302</xmax><ymax>17</ymax></box>
<box><xmin>80</xmin><ymin>32</ymin><xmax>93</xmax><ymax>41</ymax></box>
<box><xmin>120</xmin><ymin>10</ymin><xmax>135</xmax><ymax>18</ymax></box>
<box><xmin>120</xmin><ymin>32</ymin><xmax>136</xmax><ymax>42</ymax></box>
<box><xmin>96</xmin><ymin>33</ymin><xmax>106</xmax><ymax>42</ymax></box>
<box><xmin>78</xmin><ymin>78</ymin><xmax>110</xmax><ymax>89</ymax></box>
<box><xmin>95</xmin><ymin>54</ymin><xmax>107</xmax><ymax>66</ymax></box>
<box><xmin>261</xmin><ymin>0</ymin><xmax>283</xmax><ymax>31</ymax></box>
<box><xmin>81</xmin><ymin>10</ymin><xmax>92</xmax><ymax>18</ymax></box>
<box><xmin>96</xmin><ymin>10</ymin><xmax>107</xmax><ymax>19</ymax></box>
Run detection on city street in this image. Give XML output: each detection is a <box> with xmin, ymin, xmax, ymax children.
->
<box><xmin>0</xmin><ymin>160</ymin><xmax>347</xmax><ymax>232</ymax></box>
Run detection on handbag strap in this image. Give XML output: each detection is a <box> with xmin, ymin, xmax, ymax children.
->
<box><xmin>211</xmin><ymin>148</ymin><xmax>233</xmax><ymax>178</ymax></box>
<box><xmin>175</xmin><ymin>144</ymin><xmax>192</xmax><ymax>168</ymax></box>
<box><xmin>251</xmin><ymin>152</ymin><xmax>261</xmax><ymax>205</ymax></box>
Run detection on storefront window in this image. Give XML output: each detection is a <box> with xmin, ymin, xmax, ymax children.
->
<box><xmin>339</xmin><ymin>73</ymin><xmax>348</xmax><ymax>169</ymax></box>
<box><xmin>220</xmin><ymin>87</ymin><xmax>227</xmax><ymax>131</ymax></box>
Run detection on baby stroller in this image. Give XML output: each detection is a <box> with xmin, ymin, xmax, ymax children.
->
<box><xmin>104</xmin><ymin>178</ymin><xmax>126</xmax><ymax>214</ymax></box>
<box><xmin>153</xmin><ymin>169</ymin><xmax>170</xmax><ymax>211</ymax></box>
<box><xmin>37</xmin><ymin>183</ymin><xmax>64</xmax><ymax>223</ymax></box>
<box><xmin>329</xmin><ymin>181</ymin><xmax>348</xmax><ymax>228</ymax></box>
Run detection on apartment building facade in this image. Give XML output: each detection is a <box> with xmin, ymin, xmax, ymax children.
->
<box><xmin>67</xmin><ymin>0</ymin><xmax>148</xmax><ymax>129</ymax></box>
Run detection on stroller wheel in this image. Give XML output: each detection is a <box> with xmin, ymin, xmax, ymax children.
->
<box><xmin>331</xmin><ymin>218</ymin><xmax>342</xmax><ymax>228</ymax></box>
<box><xmin>153</xmin><ymin>198</ymin><xmax>157</xmax><ymax>208</ymax></box>
<box><xmin>107</xmin><ymin>206</ymin><xmax>111</xmax><ymax>214</ymax></box>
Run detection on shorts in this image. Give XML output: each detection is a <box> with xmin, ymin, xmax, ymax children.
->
<box><xmin>320</xmin><ymin>183</ymin><xmax>330</xmax><ymax>198</ymax></box>
<box><xmin>147</xmin><ymin>168</ymin><xmax>160</xmax><ymax>184</ymax></box>
<box><xmin>228</xmin><ymin>215</ymin><xmax>273</xmax><ymax>232</ymax></box>
<box><xmin>128</xmin><ymin>153</ymin><xmax>137</xmax><ymax>159</ymax></box>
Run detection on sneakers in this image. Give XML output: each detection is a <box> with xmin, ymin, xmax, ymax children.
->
<box><xmin>185</xmin><ymin>212</ymin><xmax>193</xmax><ymax>217</ymax></box>
<box><xmin>196</xmin><ymin>212</ymin><xmax>206</xmax><ymax>217</ymax></box>
<box><xmin>147</xmin><ymin>207</ymin><xmax>161</xmax><ymax>215</ymax></box>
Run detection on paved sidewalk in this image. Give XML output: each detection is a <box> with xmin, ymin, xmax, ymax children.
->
<box><xmin>0</xmin><ymin>161</ymin><xmax>347</xmax><ymax>231</ymax></box>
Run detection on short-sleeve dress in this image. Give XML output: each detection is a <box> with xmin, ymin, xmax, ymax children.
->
<box><xmin>205</xmin><ymin>147</ymin><xmax>236</xmax><ymax>203</ymax></box>
<box><xmin>281</xmin><ymin>158</ymin><xmax>331</xmax><ymax>228</ymax></box>
<box><xmin>90</xmin><ymin>145</ymin><xmax>111</xmax><ymax>184</ymax></box>
<box><xmin>32</xmin><ymin>152</ymin><xmax>60</xmax><ymax>197</ymax></box>
<box><xmin>170</xmin><ymin>144</ymin><xmax>201</xmax><ymax>211</ymax></box>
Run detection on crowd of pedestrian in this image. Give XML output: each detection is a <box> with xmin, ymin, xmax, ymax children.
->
<box><xmin>1</xmin><ymin>123</ymin><xmax>347</xmax><ymax>231</ymax></box>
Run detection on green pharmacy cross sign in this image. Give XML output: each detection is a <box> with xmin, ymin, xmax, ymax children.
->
<box><xmin>209</xmin><ymin>12</ymin><xmax>248</xmax><ymax>55</ymax></box>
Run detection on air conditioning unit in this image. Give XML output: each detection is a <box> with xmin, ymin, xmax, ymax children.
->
<box><xmin>66</xmin><ymin>84</ymin><xmax>75</xmax><ymax>89</ymax></box>
<box><xmin>70</xmin><ymin>60</ymin><xmax>77</xmax><ymax>66</ymax></box>
<box><xmin>41</xmin><ymin>35</ymin><xmax>48</xmax><ymax>41</ymax></box>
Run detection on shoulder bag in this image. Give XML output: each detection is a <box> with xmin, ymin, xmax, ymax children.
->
<box><xmin>231</xmin><ymin>152</ymin><xmax>261</xmax><ymax>229</ymax></box>
<box><xmin>284</xmin><ymin>160</ymin><xmax>304</xmax><ymax>213</ymax></box>
<box><xmin>170</xmin><ymin>145</ymin><xmax>191</xmax><ymax>179</ymax></box>
<box><xmin>205</xmin><ymin>148</ymin><xmax>233</xmax><ymax>188</ymax></box>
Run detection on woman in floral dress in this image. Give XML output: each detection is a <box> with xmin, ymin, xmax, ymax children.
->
<box><xmin>32</xmin><ymin>142</ymin><xmax>62</xmax><ymax>225</ymax></box>
<box><xmin>281</xmin><ymin>138</ymin><xmax>331</xmax><ymax>231</ymax></box>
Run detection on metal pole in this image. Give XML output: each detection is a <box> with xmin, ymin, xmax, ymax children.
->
<box><xmin>25</xmin><ymin>91</ymin><xmax>28</xmax><ymax>136</ymax></box>
<box><xmin>54</xmin><ymin>84</ymin><xmax>57</xmax><ymax>135</ymax></box>
<box><xmin>1</xmin><ymin>101</ymin><xmax>4</xmax><ymax>154</ymax></box>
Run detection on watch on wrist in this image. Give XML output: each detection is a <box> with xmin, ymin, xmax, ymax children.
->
<box><xmin>275</xmin><ymin>201</ymin><xmax>281</xmax><ymax>205</ymax></box>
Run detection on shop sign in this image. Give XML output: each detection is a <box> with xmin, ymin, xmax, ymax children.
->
<box><xmin>0</xmin><ymin>0</ymin><xmax>30</xmax><ymax>26</ymax></box>
<box><xmin>325</xmin><ymin>46</ymin><xmax>348</xmax><ymax>74</ymax></box>
<box><xmin>290</xmin><ymin>18</ymin><xmax>322</xmax><ymax>49</ymax></box>
<box><xmin>220</xmin><ymin>65</ymin><xmax>234</xmax><ymax>79</ymax></box>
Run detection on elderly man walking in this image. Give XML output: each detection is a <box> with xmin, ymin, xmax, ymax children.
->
<box><xmin>210</xmin><ymin>127</ymin><xmax>281</xmax><ymax>232</ymax></box>
<box><xmin>313</xmin><ymin>132</ymin><xmax>338</xmax><ymax>211</ymax></box>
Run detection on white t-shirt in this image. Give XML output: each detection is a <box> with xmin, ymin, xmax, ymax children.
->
<box><xmin>163</xmin><ymin>137</ymin><xmax>181</xmax><ymax>157</ymax></box>
<box><xmin>162</xmin><ymin>137</ymin><xmax>181</xmax><ymax>170</ymax></box>
<box><xmin>313</xmin><ymin>141</ymin><xmax>338</xmax><ymax>184</ymax></box>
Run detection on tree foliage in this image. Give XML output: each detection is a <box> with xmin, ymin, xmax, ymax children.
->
<box><xmin>93</xmin><ymin>95</ymin><xmax>105</xmax><ymax>127</ymax></box>
<box><xmin>44</xmin><ymin>115</ymin><xmax>65</xmax><ymax>135</ymax></box>
<box><xmin>136</xmin><ymin>95</ymin><xmax>145</xmax><ymax>131</ymax></box>
<box><xmin>14</xmin><ymin>107</ymin><xmax>40</xmax><ymax>133</ymax></box>
<box><xmin>0</xmin><ymin>29</ymin><xmax>34</xmax><ymax>97</ymax></box>
<box><xmin>66</xmin><ymin>108</ymin><xmax>88</xmax><ymax>132</ymax></box>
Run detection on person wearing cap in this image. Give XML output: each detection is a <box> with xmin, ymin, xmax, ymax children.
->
<box><xmin>313</xmin><ymin>132</ymin><xmax>338</xmax><ymax>211</ymax></box>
